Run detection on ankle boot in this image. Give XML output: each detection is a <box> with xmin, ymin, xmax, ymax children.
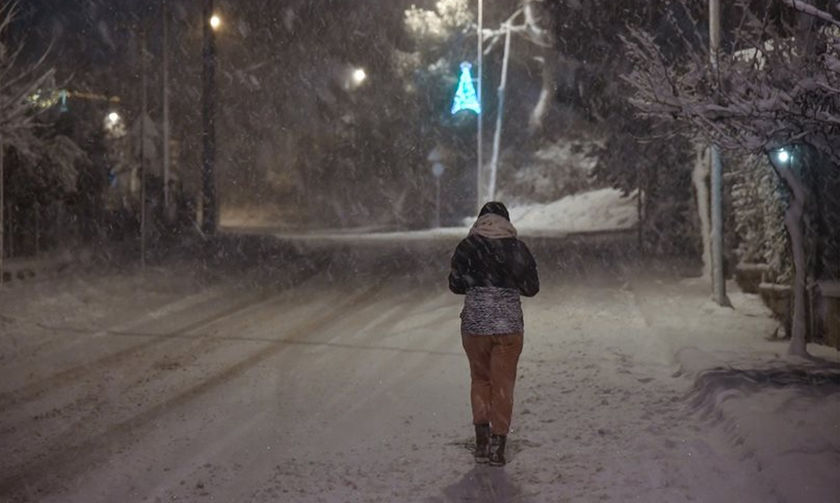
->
<box><xmin>489</xmin><ymin>434</ymin><xmax>507</xmax><ymax>466</ymax></box>
<box><xmin>474</xmin><ymin>424</ymin><xmax>490</xmax><ymax>463</ymax></box>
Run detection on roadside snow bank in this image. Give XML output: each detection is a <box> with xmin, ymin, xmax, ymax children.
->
<box><xmin>644</xmin><ymin>278</ymin><xmax>840</xmax><ymax>503</ymax></box>
<box><xmin>686</xmin><ymin>362</ymin><xmax>840</xmax><ymax>502</ymax></box>
<box><xmin>511</xmin><ymin>187</ymin><xmax>637</xmax><ymax>232</ymax></box>
<box><xmin>461</xmin><ymin>187</ymin><xmax>637</xmax><ymax>233</ymax></box>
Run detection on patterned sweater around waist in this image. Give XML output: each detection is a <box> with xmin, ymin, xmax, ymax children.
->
<box><xmin>461</xmin><ymin>286</ymin><xmax>523</xmax><ymax>336</ymax></box>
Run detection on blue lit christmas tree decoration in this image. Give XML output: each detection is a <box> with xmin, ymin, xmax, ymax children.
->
<box><xmin>451</xmin><ymin>62</ymin><xmax>481</xmax><ymax>115</ymax></box>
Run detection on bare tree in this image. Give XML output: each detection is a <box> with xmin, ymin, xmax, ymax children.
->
<box><xmin>1</xmin><ymin>2</ymin><xmax>56</xmax><ymax>281</ymax></box>
<box><xmin>0</xmin><ymin>3</ymin><xmax>55</xmax><ymax>155</ymax></box>
<box><xmin>0</xmin><ymin>3</ymin><xmax>89</xmax><ymax>275</ymax></box>
<box><xmin>621</xmin><ymin>0</ymin><xmax>840</xmax><ymax>356</ymax></box>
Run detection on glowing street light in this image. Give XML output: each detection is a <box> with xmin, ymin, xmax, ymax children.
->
<box><xmin>352</xmin><ymin>68</ymin><xmax>367</xmax><ymax>85</ymax></box>
<box><xmin>103</xmin><ymin>110</ymin><xmax>125</xmax><ymax>138</ymax></box>
<box><xmin>768</xmin><ymin>147</ymin><xmax>795</xmax><ymax>173</ymax></box>
<box><xmin>210</xmin><ymin>14</ymin><xmax>221</xmax><ymax>30</ymax></box>
<box><xmin>777</xmin><ymin>149</ymin><xmax>791</xmax><ymax>164</ymax></box>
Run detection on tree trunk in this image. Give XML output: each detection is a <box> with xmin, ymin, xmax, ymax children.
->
<box><xmin>693</xmin><ymin>144</ymin><xmax>712</xmax><ymax>279</ymax></box>
<box><xmin>776</xmin><ymin>166</ymin><xmax>809</xmax><ymax>356</ymax></box>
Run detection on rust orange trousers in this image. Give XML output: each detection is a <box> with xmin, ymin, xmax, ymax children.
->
<box><xmin>461</xmin><ymin>333</ymin><xmax>524</xmax><ymax>436</ymax></box>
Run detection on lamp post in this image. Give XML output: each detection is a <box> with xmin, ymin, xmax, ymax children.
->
<box><xmin>476</xmin><ymin>0</ymin><xmax>483</xmax><ymax>212</ymax></box>
<box><xmin>201</xmin><ymin>1</ymin><xmax>219</xmax><ymax>234</ymax></box>
<box><xmin>140</xmin><ymin>27</ymin><xmax>148</xmax><ymax>268</ymax></box>
<box><xmin>0</xmin><ymin>137</ymin><xmax>4</xmax><ymax>288</ymax></box>
<box><xmin>162</xmin><ymin>0</ymin><xmax>171</xmax><ymax>221</ymax></box>
<box><xmin>488</xmin><ymin>21</ymin><xmax>512</xmax><ymax>202</ymax></box>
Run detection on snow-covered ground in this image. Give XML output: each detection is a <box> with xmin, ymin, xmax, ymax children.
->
<box><xmin>509</xmin><ymin>187</ymin><xmax>637</xmax><ymax>233</ymax></box>
<box><xmin>0</xmin><ymin>237</ymin><xmax>838</xmax><ymax>502</ymax></box>
<box><xmin>220</xmin><ymin>187</ymin><xmax>638</xmax><ymax>242</ymax></box>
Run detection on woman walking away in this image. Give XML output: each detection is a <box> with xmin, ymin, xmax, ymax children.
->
<box><xmin>449</xmin><ymin>202</ymin><xmax>539</xmax><ymax>467</ymax></box>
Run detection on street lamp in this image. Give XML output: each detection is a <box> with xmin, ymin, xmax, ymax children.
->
<box><xmin>767</xmin><ymin>146</ymin><xmax>795</xmax><ymax>174</ymax></box>
<box><xmin>202</xmin><ymin>0</ymin><xmax>218</xmax><ymax>234</ymax></box>
<box><xmin>476</xmin><ymin>0</ymin><xmax>483</xmax><ymax>211</ymax></box>
<box><xmin>103</xmin><ymin>110</ymin><xmax>125</xmax><ymax>138</ymax></box>
<box><xmin>352</xmin><ymin>68</ymin><xmax>367</xmax><ymax>85</ymax></box>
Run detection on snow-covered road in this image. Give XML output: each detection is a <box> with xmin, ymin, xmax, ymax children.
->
<box><xmin>0</xmin><ymin>236</ymin><xmax>837</xmax><ymax>502</ymax></box>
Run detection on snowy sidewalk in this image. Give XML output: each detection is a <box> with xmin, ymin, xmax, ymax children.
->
<box><xmin>627</xmin><ymin>275</ymin><xmax>840</xmax><ymax>503</ymax></box>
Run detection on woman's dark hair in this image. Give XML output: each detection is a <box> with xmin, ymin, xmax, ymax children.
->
<box><xmin>478</xmin><ymin>201</ymin><xmax>510</xmax><ymax>221</ymax></box>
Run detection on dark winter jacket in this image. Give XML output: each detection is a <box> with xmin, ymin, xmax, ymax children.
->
<box><xmin>449</xmin><ymin>210</ymin><xmax>539</xmax><ymax>335</ymax></box>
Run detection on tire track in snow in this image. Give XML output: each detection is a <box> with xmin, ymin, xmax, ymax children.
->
<box><xmin>0</xmin><ymin>265</ymin><xmax>327</xmax><ymax>409</ymax></box>
<box><xmin>0</xmin><ymin>286</ymin><xmax>335</xmax><ymax>463</ymax></box>
<box><xmin>0</xmin><ymin>293</ymin><xmax>276</xmax><ymax>412</ymax></box>
<box><xmin>0</xmin><ymin>281</ymin><xmax>385</xmax><ymax>502</ymax></box>
<box><xmin>0</xmin><ymin>289</ymin><xmax>213</xmax><ymax>375</ymax></box>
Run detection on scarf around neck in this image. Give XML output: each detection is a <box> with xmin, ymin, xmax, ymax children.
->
<box><xmin>469</xmin><ymin>213</ymin><xmax>518</xmax><ymax>239</ymax></box>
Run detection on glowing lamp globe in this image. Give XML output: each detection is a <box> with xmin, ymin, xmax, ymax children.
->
<box><xmin>352</xmin><ymin>68</ymin><xmax>367</xmax><ymax>85</ymax></box>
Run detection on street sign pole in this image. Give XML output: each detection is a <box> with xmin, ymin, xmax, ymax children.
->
<box><xmin>436</xmin><ymin>177</ymin><xmax>441</xmax><ymax>228</ymax></box>
<box><xmin>432</xmin><ymin>162</ymin><xmax>445</xmax><ymax>228</ymax></box>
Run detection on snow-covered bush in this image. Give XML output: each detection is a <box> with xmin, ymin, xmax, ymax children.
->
<box><xmin>404</xmin><ymin>0</ymin><xmax>473</xmax><ymax>44</ymax></box>
<box><xmin>592</xmin><ymin>126</ymin><xmax>700</xmax><ymax>257</ymax></box>
<box><xmin>729</xmin><ymin>154</ymin><xmax>792</xmax><ymax>282</ymax></box>
<box><xmin>496</xmin><ymin>138</ymin><xmax>599</xmax><ymax>205</ymax></box>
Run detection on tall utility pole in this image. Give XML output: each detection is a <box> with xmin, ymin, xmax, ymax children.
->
<box><xmin>201</xmin><ymin>0</ymin><xmax>217</xmax><ymax>234</ymax></box>
<box><xmin>140</xmin><ymin>28</ymin><xmax>148</xmax><ymax>269</ymax></box>
<box><xmin>162</xmin><ymin>0</ymin><xmax>171</xmax><ymax>221</ymax></box>
<box><xmin>0</xmin><ymin>137</ymin><xmax>4</xmax><ymax>288</ymax></box>
<box><xmin>476</xmin><ymin>0</ymin><xmax>483</xmax><ymax>212</ymax></box>
<box><xmin>709</xmin><ymin>0</ymin><xmax>730</xmax><ymax>306</ymax></box>
<box><xmin>488</xmin><ymin>22</ymin><xmax>512</xmax><ymax>202</ymax></box>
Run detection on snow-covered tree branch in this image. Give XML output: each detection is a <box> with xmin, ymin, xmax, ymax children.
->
<box><xmin>622</xmin><ymin>0</ymin><xmax>840</xmax><ymax>161</ymax></box>
<box><xmin>0</xmin><ymin>2</ymin><xmax>56</xmax><ymax>156</ymax></box>
<box><xmin>780</xmin><ymin>0</ymin><xmax>840</xmax><ymax>28</ymax></box>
